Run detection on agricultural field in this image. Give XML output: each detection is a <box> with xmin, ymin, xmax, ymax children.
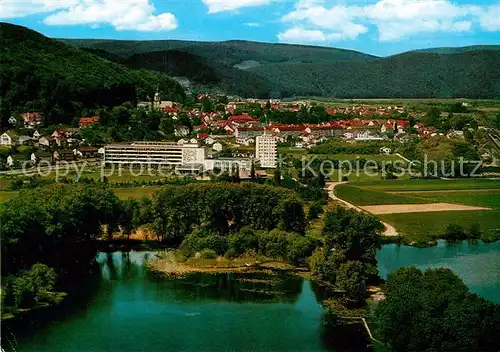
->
<box><xmin>335</xmin><ymin>184</ymin><xmax>430</xmax><ymax>206</ymax></box>
<box><xmin>379</xmin><ymin>210</ymin><xmax>500</xmax><ymax>243</ymax></box>
<box><xmin>334</xmin><ymin>178</ymin><xmax>500</xmax><ymax>244</ymax></box>
<box><xmin>348</xmin><ymin>178</ymin><xmax>500</xmax><ymax>191</ymax></box>
<box><xmin>112</xmin><ymin>186</ymin><xmax>163</xmax><ymax>200</ymax></box>
<box><xmin>0</xmin><ymin>186</ymin><xmax>163</xmax><ymax>203</ymax></box>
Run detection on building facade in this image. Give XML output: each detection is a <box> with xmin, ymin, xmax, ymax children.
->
<box><xmin>103</xmin><ymin>141</ymin><xmax>205</xmax><ymax>166</ymax></box>
<box><xmin>255</xmin><ymin>135</ymin><xmax>277</xmax><ymax>168</ymax></box>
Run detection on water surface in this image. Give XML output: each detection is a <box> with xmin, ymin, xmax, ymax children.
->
<box><xmin>8</xmin><ymin>252</ymin><xmax>343</xmax><ymax>352</ymax></box>
<box><xmin>377</xmin><ymin>241</ymin><xmax>500</xmax><ymax>303</ymax></box>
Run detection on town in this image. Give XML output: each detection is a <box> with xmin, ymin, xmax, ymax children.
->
<box><xmin>3</xmin><ymin>93</ymin><xmax>464</xmax><ymax>175</ymax></box>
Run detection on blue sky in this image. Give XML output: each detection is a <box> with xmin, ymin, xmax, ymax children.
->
<box><xmin>2</xmin><ymin>0</ymin><xmax>499</xmax><ymax>56</ymax></box>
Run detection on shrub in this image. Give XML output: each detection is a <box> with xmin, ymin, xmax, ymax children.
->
<box><xmin>341</xmin><ymin>176</ymin><xmax>349</xmax><ymax>182</ymax></box>
<box><xmin>287</xmin><ymin>235</ymin><xmax>316</xmax><ymax>265</ymax></box>
<box><xmin>443</xmin><ymin>224</ymin><xmax>467</xmax><ymax>241</ymax></box>
<box><xmin>198</xmin><ymin>248</ymin><xmax>217</xmax><ymax>259</ymax></box>
<box><xmin>307</xmin><ymin>202</ymin><xmax>324</xmax><ymax>220</ymax></box>
<box><xmin>257</xmin><ymin>230</ymin><xmax>289</xmax><ymax>258</ymax></box>
<box><xmin>227</xmin><ymin>227</ymin><xmax>259</xmax><ymax>256</ymax></box>
<box><xmin>180</xmin><ymin>232</ymin><xmax>228</xmax><ymax>256</ymax></box>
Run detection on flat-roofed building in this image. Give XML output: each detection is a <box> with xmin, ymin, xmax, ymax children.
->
<box><xmin>255</xmin><ymin>135</ymin><xmax>277</xmax><ymax>168</ymax></box>
<box><xmin>211</xmin><ymin>157</ymin><xmax>259</xmax><ymax>172</ymax></box>
<box><xmin>104</xmin><ymin>141</ymin><xmax>205</xmax><ymax>166</ymax></box>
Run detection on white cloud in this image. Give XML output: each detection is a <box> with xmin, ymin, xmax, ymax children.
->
<box><xmin>0</xmin><ymin>0</ymin><xmax>76</xmax><ymax>19</ymax></box>
<box><xmin>277</xmin><ymin>26</ymin><xmax>342</xmax><ymax>44</ymax></box>
<box><xmin>1</xmin><ymin>0</ymin><xmax>177</xmax><ymax>32</ymax></box>
<box><xmin>480</xmin><ymin>4</ymin><xmax>500</xmax><ymax>31</ymax></box>
<box><xmin>279</xmin><ymin>0</ymin><xmax>499</xmax><ymax>43</ymax></box>
<box><xmin>202</xmin><ymin>0</ymin><xmax>276</xmax><ymax>14</ymax></box>
<box><xmin>245</xmin><ymin>22</ymin><xmax>261</xmax><ymax>27</ymax></box>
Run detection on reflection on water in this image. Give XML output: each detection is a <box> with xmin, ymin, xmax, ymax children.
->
<box><xmin>6</xmin><ymin>251</ymin><xmax>369</xmax><ymax>352</ymax></box>
<box><xmin>377</xmin><ymin>240</ymin><xmax>500</xmax><ymax>304</ymax></box>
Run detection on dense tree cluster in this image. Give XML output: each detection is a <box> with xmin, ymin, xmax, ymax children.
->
<box><xmin>147</xmin><ymin>182</ymin><xmax>306</xmax><ymax>243</ymax></box>
<box><xmin>0</xmin><ymin>184</ymin><xmax>125</xmax><ymax>313</ymax></box>
<box><xmin>375</xmin><ymin>267</ymin><xmax>500</xmax><ymax>352</ymax></box>
<box><xmin>311</xmin><ymin>207</ymin><xmax>384</xmax><ymax>304</ymax></box>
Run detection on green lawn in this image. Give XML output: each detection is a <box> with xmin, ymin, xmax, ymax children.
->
<box><xmin>0</xmin><ymin>191</ymin><xmax>18</xmax><ymax>202</ymax></box>
<box><xmin>349</xmin><ymin>178</ymin><xmax>500</xmax><ymax>191</ymax></box>
<box><xmin>0</xmin><ymin>186</ymin><xmax>163</xmax><ymax>203</ymax></box>
<box><xmin>112</xmin><ymin>186</ymin><xmax>163</xmax><ymax>200</ymax></box>
<box><xmin>335</xmin><ymin>184</ymin><xmax>431</xmax><ymax>206</ymax></box>
<box><xmin>334</xmin><ymin>178</ymin><xmax>500</xmax><ymax>244</ymax></box>
<box><xmin>401</xmin><ymin>191</ymin><xmax>500</xmax><ymax>209</ymax></box>
<box><xmin>379</xmin><ymin>210</ymin><xmax>500</xmax><ymax>243</ymax></box>
<box><xmin>305</xmin><ymin>153</ymin><xmax>405</xmax><ymax>163</ymax></box>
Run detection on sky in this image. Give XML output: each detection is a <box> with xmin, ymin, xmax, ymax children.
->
<box><xmin>1</xmin><ymin>0</ymin><xmax>499</xmax><ymax>56</ymax></box>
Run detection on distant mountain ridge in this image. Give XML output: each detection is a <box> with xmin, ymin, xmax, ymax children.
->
<box><xmin>2</xmin><ymin>22</ymin><xmax>499</xmax><ymax>101</ymax></box>
<box><xmin>414</xmin><ymin>45</ymin><xmax>500</xmax><ymax>55</ymax></box>
<box><xmin>65</xmin><ymin>37</ymin><xmax>500</xmax><ymax>99</ymax></box>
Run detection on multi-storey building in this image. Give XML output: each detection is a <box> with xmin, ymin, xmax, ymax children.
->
<box><xmin>255</xmin><ymin>135</ymin><xmax>277</xmax><ymax>168</ymax></box>
<box><xmin>103</xmin><ymin>141</ymin><xmax>205</xmax><ymax>166</ymax></box>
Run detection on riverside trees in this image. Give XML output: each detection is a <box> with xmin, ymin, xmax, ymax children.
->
<box><xmin>375</xmin><ymin>267</ymin><xmax>500</xmax><ymax>352</ymax></box>
<box><xmin>312</xmin><ymin>207</ymin><xmax>384</xmax><ymax>304</ymax></box>
<box><xmin>1</xmin><ymin>184</ymin><xmax>123</xmax><ymax>313</ymax></box>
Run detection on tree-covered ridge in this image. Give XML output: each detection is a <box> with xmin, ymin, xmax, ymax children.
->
<box><xmin>63</xmin><ymin>38</ymin><xmax>377</xmax><ymax>66</ymax></box>
<box><xmin>0</xmin><ymin>22</ymin><xmax>185</xmax><ymax>126</ymax></box>
<box><xmin>249</xmin><ymin>50</ymin><xmax>500</xmax><ymax>98</ymax></box>
<box><xmin>120</xmin><ymin>49</ymin><xmax>279</xmax><ymax>98</ymax></box>
<box><xmin>64</xmin><ymin>36</ymin><xmax>500</xmax><ymax>99</ymax></box>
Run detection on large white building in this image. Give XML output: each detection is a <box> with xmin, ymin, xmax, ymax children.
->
<box><xmin>104</xmin><ymin>141</ymin><xmax>205</xmax><ymax>166</ymax></box>
<box><xmin>255</xmin><ymin>135</ymin><xmax>277</xmax><ymax>168</ymax></box>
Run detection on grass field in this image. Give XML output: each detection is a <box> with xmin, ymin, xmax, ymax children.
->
<box><xmin>379</xmin><ymin>210</ymin><xmax>500</xmax><ymax>243</ymax></box>
<box><xmin>400</xmin><ymin>190</ymin><xmax>500</xmax><ymax>209</ymax></box>
<box><xmin>335</xmin><ymin>184</ymin><xmax>432</xmax><ymax>206</ymax></box>
<box><xmin>335</xmin><ymin>178</ymin><xmax>500</xmax><ymax>243</ymax></box>
<box><xmin>0</xmin><ymin>186</ymin><xmax>163</xmax><ymax>203</ymax></box>
<box><xmin>0</xmin><ymin>191</ymin><xmax>19</xmax><ymax>202</ymax></box>
<box><xmin>112</xmin><ymin>186</ymin><xmax>163</xmax><ymax>200</ymax></box>
<box><xmin>349</xmin><ymin>178</ymin><xmax>500</xmax><ymax>191</ymax></box>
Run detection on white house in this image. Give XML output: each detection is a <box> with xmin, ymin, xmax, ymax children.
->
<box><xmin>8</xmin><ymin>116</ymin><xmax>18</xmax><ymax>126</ymax></box>
<box><xmin>0</xmin><ymin>132</ymin><xmax>18</xmax><ymax>146</ymax></box>
<box><xmin>212</xmin><ymin>142</ymin><xmax>223</xmax><ymax>152</ymax></box>
<box><xmin>37</xmin><ymin>136</ymin><xmax>51</xmax><ymax>147</ymax></box>
<box><xmin>205</xmin><ymin>137</ymin><xmax>216</xmax><ymax>145</ymax></box>
<box><xmin>18</xmin><ymin>135</ymin><xmax>31</xmax><ymax>145</ymax></box>
<box><xmin>379</xmin><ymin>147</ymin><xmax>392</xmax><ymax>155</ymax></box>
<box><xmin>32</xmin><ymin>130</ymin><xmax>41</xmax><ymax>139</ymax></box>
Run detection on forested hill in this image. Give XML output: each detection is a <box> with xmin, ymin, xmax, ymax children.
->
<box><xmin>414</xmin><ymin>45</ymin><xmax>500</xmax><ymax>55</ymax></box>
<box><xmin>64</xmin><ymin>37</ymin><xmax>500</xmax><ymax>99</ymax></box>
<box><xmin>248</xmin><ymin>50</ymin><xmax>500</xmax><ymax>98</ymax></box>
<box><xmin>0</xmin><ymin>23</ymin><xmax>185</xmax><ymax>126</ymax></box>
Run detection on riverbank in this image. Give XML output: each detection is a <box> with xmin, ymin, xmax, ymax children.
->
<box><xmin>1</xmin><ymin>292</ymin><xmax>67</xmax><ymax>321</ymax></box>
<box><xmin>145</xmin><ymin>251</ymin><xmax>310</xmax><ymax>278</ymax></box>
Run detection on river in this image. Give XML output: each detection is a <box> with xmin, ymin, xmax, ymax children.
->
<box><xmin>5</xmin><ymin>241</ymin><xmax>500</xmax><ymax>351</ymax></box>
<box><xmin>377</xmin><ymin>240</ymin><xmax>500</xmax><ymax>304</ymax></box>
<box><xmin>6</xmin><ymin>252</ymin><xmax>369</xmax><ymax>352</ymax></box>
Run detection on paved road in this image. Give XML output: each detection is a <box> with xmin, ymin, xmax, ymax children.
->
<box><xmin>326</xmin><ymin>182</ymin><xmax>399</xmax><ymax>237</ymax></box>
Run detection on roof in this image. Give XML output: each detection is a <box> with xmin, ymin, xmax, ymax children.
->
<box><xmin>228</xmin><ymin>114</ymin><xmax>257</xmax><ymax>123</ymax></box>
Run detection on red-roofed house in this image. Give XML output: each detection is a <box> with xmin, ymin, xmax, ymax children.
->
<box><xmin>79</xmin><ymin>116</ymin><xmax>100</xmax><ymax>128</ymax></box>
<box><xmin>228</xmin><ymin>114</ymin><xmax>258</xmax><ymax>124</ymax></box>
<box><xmin>22</xmin><ymin>112</ymin><xmax>42</xmax><ymax>128</ymax></box>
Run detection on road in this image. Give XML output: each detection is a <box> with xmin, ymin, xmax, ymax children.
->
<box><xmin>326</xmin><ymin>182</ymin><xmax>399</xmax><ymax>237</ymax></box>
